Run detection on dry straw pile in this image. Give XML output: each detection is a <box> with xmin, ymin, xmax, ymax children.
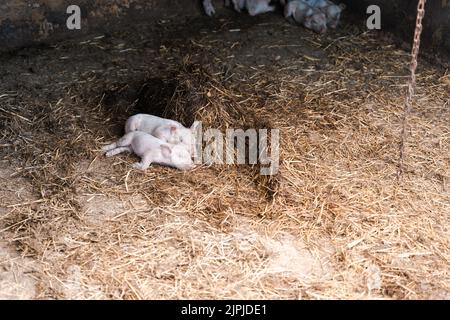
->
<box><xmin>0</xmin><ymin>13</ymin><xmax>449</xmax><ymax>299</ymax></box>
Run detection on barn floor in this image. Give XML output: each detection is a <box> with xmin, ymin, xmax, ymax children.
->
<box><xmin>0</xmin><ymin>10</ymin><xmax>449</xmax><ymax>299</ymax></box>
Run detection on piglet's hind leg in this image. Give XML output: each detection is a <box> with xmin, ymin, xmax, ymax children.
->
<box><xmin>102</xmin><ymin>142</ymin><xmax>117</xmax><ymax>152</ymax></box>
<box><xmin>106</xmin><ymin>147</ymin><xmax>132</xmax><ymax>157</ymax></box>
<box><xmin>103</xmin><ymin>132</ymin><xmax>134</xmax><ymax>153</ymax></box>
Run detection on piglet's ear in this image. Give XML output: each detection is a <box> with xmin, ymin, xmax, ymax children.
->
<box><xmin>160</xmin><ymin>144</ymin><xmax>172</xmax><ymax>158</ymax></box>
<box><xmin>170</xmin><ymin>125</ymin><xmax>178</xmax><ymax>134</ymax></box>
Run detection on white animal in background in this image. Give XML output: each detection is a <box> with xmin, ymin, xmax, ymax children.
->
<box><xmin>202</xmin><ymin>0</ymin><xmax>231</xmax><ymax>16</ymax></box>
<box><xmin>319</xmin><ymin>0</ymin><xmax>345</xmax><ymax>29</ymax></box>
<box><xmin>203</xmin><ymin>0</ymin><xmax>275</xmax><ymax>16</ymax></box>
<box><xmin>125</xmin><ymin>114</ymin><xmax>195</xmax><ymax>155</ymax></box>
<box><xmin>299</xmin><ymin>0</ymin><xmax>345</xmax><ymax>29</ymax></box>
<box><xmin>284</xmin><ymin>0</ymin><xmax>328</xmax><ymax>34</ymax></box>
<box><xmin>102</xmin><ymin>131</ymin><xmax>194</xmax><ymax>171</ymax></box>
<box><xmin>281</xmin><ymin>0</ymin><xmax>345</xmax><ymax>29</ymax></box>
<box><xmin>232</xmin><ymin>0</ymin><xmax>276</xmax><ymax>16</ymax></box>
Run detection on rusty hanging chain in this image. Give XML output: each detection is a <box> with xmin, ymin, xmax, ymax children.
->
<box><xmin>397</xmin><ymin>0</ymin><xmax>427</xmax><ymax>179</ymax></box>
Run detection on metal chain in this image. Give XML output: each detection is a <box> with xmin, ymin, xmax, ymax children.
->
<box><xmin>397</xmin><ymin>0</ymin><xmax>427</xmax><ymax>179</ymax></box>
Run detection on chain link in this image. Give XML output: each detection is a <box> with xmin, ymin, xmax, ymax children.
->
<box><xmin>397</xmin><ymin>0</ymin><xmax>427</xmax><ymax>179</ymax></box>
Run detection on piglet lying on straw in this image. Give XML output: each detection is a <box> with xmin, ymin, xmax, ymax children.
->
<box><xmin>125</xmin><ymin>113</ymin><xmax>195</xmax><ymax>156</ymax></box>
<box><xmin>232</xmin><ymin>0</ymin><xmax>276</xmax><ymax>16</ymax></box>
<box><xmin>203</xmin><ymin>0</ymin><xmax>275</xmax><ymax>17</ymax></box>
<box><xmin>303</xmin><ymin>0</ymin><xmax>346</xmax><ymax>29</ymax></box>
<box><xmin>284</xmin><ymin>0</ymin><xmax>328</xmax><ymax>34</ymax></box>
<box><xmin>102</xmin><ymin>131</ymin><xmax>194</xmax><ymax>171</ymax></box>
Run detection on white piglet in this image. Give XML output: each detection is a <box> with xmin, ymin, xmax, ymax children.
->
<box><xmin>232</xmin><ymin>0</ymin><xmax>276</xmax><ymax>16</ymax></box>
<box><xmin>125</xmin><ymin>114</ymin><xmax>195</xmax><ymax>155</ymax></box>
<box><xmin>284</xmin><ymin>0</ymin><xmax>328</xmax><ymax>34</ymax></box>
<box><xmin>102</xmin><ymin>131</ymin><xmax>194</xmax><ymax>171</ymax></box>
<box><xmin>303</xmin><ymin>0</ymin><xmax>345</xmax><ymax>29</ymax></box>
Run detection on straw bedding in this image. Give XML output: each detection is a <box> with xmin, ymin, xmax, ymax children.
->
<box><xmin>0</xmin><ymin>12</ymin><xmax>448</xmax><ymax>299</ymax></box>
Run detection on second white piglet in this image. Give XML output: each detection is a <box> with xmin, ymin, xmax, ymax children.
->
<box><xmin>303</xmin><ymin>0</ymin><xmax>346</xmax><ymax>29</ymax></box>
<box><xmin>102</xmin><ymin>131</ymin><xmax>194</xmax><ymax>171</ymax></box>
<box><xmin>232</xmin><ymin>0</ymin><xmax>276</xmax><ymax>16</ymax></box>
<box><xmin>125</xmin><ymin>114</ymin><xmax>195</xmax><ymax>155</ymax></box>
<box><xmin>284</xmin><ymin>0</ymin><xmax>328</xmax><ymax>34</ymax></box>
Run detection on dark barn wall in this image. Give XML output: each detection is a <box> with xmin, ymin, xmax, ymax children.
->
<box><xmin>0</xmin><ymin>0</ymin><xmax>203</xmax><ymax>52</ymax></box>
<box><xmin>341</xmin><ymin>0</ymin><xmax>450</xmax><ymax>56</ymax></box>
<box><xmin>1</xmin><ymin>0</ymin><xmax>449</xmax><ymax>55</ymax></box>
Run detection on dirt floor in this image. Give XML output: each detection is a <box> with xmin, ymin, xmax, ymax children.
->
<box><xmin>0</xmin><ymin>9</ymin><xmax>449</xmax><ymax>299</ymax></box>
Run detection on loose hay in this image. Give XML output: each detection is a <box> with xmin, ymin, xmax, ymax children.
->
<box><xmin>0</xmin><ymin>12</ymin><xmax>449</xmax><ymax>299</ymax></box>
